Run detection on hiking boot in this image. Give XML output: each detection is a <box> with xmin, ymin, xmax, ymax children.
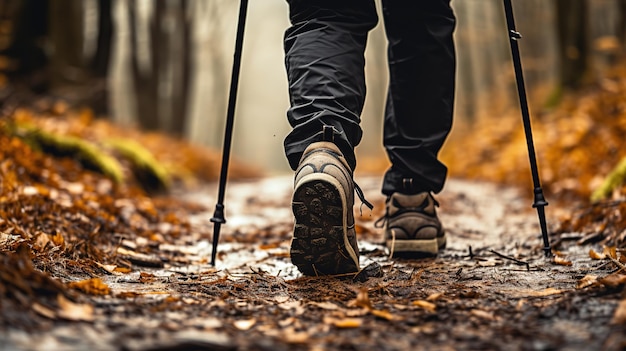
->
<box><xmin>377</xmin><ymin>192</ymin><xmax>446</xmax><ymax>256</ymax></box>
<box><xmin>290</xmin><ymin>141</ymin><xmax>360</xmax><ymax>276</ymax></box>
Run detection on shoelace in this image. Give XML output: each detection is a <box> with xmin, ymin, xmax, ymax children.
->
<box><xmin>354</xmin><ymin>181</ymin><xmax>373</xmax><ymax>216</ymax></box>
<box><xmin>372</xmin><ymin>193</ymin><xmax>439</xmax><ymax>228</ymax></box>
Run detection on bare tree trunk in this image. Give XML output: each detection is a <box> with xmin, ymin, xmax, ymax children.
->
<box><xmin>614</xmin><ymin>0</ymin><xmax>626</xmax><ymax>54</ymax></box>
<box><xmin>168</xmin><ymin>0</ymin><xmax>192</xmax><ymax>136</ymax></box>
<box><xmin>49</xmin><ymin>0</ymin><xmax>85</xmax><ymax>88</ymax></box>
<box><xmin>2</xmin><ymin>0</ymin><xmax>50</xmax><ymax>94</ymax></box>
<box><xmin>556</xmin><ymin>0</ymin><xmax>589</xmax><ymax>89</ymax></box>
<box><xmin>128</xmin><ymin>0</ymin><xmax>159</xmax><ymax>131</ymax></box>
<box><xmin>89</xmin><ymin>0</ymin><xmax>113</xmax><ymax>116</ymax></box>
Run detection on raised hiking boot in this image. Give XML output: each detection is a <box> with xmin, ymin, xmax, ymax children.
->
<box><xmin>290</xmin><ymin>141</ymin><xmax>360</xmax><ymax>276</ymax></box>
<box><xmin>377</xmin><ymin>192</ymin><xmax>446</xmax><ymax>257</ymax></box>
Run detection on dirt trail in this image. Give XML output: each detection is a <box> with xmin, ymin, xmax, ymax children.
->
<box><xmin>2</xmin><ymin>176</ymin><xmax>624</xmax><ymax>350</ymax></box>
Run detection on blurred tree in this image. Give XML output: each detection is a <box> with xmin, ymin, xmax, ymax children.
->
<box><xmin>617</xmin><ymin>0</ymin><xmax>626</xmax><ymax>48</ymax></box>
<box><xmin>128</xmin><ymin>0</ymin><xmax>192</xmax><ymax>136</ymax></box>
<box><xmin>0</xmin><ymin>0</ymin><xmax>113</xmax><ymax>115</ymax></box>
<box><xmin>89</xmin><ymin>0</ymin><xmax>113</xmax><ymax>116</ymax></box>
<box><xmin>0</xmin><ymin>0</ymin><xmax>50</xmax><ymax>94</ymax></box>
<box><xmin>555</xmin><ymin>0</ymin><xmax>589</xmax><ymax>89</ymax></box>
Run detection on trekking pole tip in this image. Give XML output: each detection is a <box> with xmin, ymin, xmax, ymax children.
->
<box><xmin>210</xmin><ymin>204</ymin><xmax>226</xmax><ymax>266</ymax></box>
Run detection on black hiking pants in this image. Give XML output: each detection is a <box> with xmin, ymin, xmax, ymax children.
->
<box><xmin>283</xmin><ymin>0</ymin><xmax>456</xmax><ymax>195</ymax></box>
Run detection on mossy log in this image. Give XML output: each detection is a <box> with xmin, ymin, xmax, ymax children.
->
<box><xmin>11</xmin><ymin>123</ymin><xmax>125</xmax><ymax>184</ymax></box>
<box><xmin>105</xmin><ymin>138</ymin><xmax>171</xmax><ymax>193</ymax></box>
<box><xmin>591</xmin><ymin>156</ymin><xmax>626</xmax><ymax>202</ymax></box>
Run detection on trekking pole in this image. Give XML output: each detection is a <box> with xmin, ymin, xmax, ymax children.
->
<box><xmin>502</xmin><ymin>0</ymin><xmax>552</xmax><ymax>257</ymax></box>
<box><xmin>210</xmin><ymin>0</ymin><xmax>249</xmax><ymax>266</ymax></box>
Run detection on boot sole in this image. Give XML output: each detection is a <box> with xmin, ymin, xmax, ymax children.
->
<box><xmin>290</xmin><ymin>173</ymin><xmax>359</xmax><ymax>276</ymax></box>
<box><xmin>386</xmin><ymin>234</ymin><xmax>446</xmax><ymax>257</ymax></box>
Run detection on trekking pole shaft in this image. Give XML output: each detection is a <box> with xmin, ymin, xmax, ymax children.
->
<box><xmin>502</xmin><ymin>0</ymin><xmax>551</xmax><ymax>257</ymax></box>
<box><xmin>210</xmin><ymin>0</ymin><xmax>249</xmax><ymax>266</ymax></box>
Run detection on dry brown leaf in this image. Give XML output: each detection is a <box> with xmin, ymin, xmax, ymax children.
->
<box><xmin>32</xmin><ymin>302</ymin><xmax>56</xmax><ymax>319</ymax></box>
<box><xmin>68</xmin><ymin>277</ymin><xmax>110</xmax><ymax>295</ymax></box>
<box><xmin>233</xmin><ymin>318</ymin><xmax>256</xmax><ymax>331</ymax></box>
<box><xmin>283</xmin><ymin>328</ymin><xmax>309</xmax><ymax>344</ymax></box>
<box><xmin>598</xmin><ymin>274</ymin><xmax>626</xmax><ymax>288</ymax></box>
<box><xmin>611</xmin><ymin>299</ymin><xmax>626</xmax><ymax>324</ymax></box>
<box><xmin>370</xmin><ymin>309</ymin><xmax>397</xmax><ymax>321</ymax></box>
<box><xmin>350</xmin><ymin>288</ymin><xmax>372</xmax><ymax>310</ymax></box>
<box><xmin>589</xmin><ymin>249</ymin><xmax>606</xmax><ymax>260</ymax></box>
<box><xmin>518</xmin><ymin>288</ymin><xmax>564</xmax><ymax>297</ymax></box>
<box><xmin>426</xmin><ymin>292</ymin><xmax>444</xmax><ymax>301</ymax></box>
<box><xmin>515</xmin><ymin>299</ymin><xmax>527</xmax><ymax>311</ymax></box>
<box><xmin>412</xmin><ymin>300</ymin><xmax>437</xmax><ymax>312</ymax></box>
<box><xmin>309</xmin><ymin>301</ymin><xmax>340</xmax><ymax>310</ymax></box>
<box><xmin>273</xmin><ymin>295</ymin><xmax>290</xmax><ymax>304</ymax></box>
<box><xmin>554</xmin><ymin>255</ymin><xmax>573</xmax><ymax>266</ymax></box>
<box><xmin>603</xmin><ymin>246</ymin><xmax>618</xmax><ymax>260</ymax></box>
<box><xmin>471</xmin><ymin>309</ymin><xmax>497</xmax><ymax>321</ymax></box>
<box><xmin>57</xmin><ymin>295</ymin><xmax>94</xmax><ymax>322</ymax></box>
<box><xmin>95</xmin><ymin>262</ymin><xmax>118</xmax><ymax>273</ymax></box>
<box><xmin>576</xmin><ymin>274</ymin><xmax>598</xmax><ymax>289</ymax></box>
<box><xmin>33</xmin><ymin>233</ymin><xmax>51</xmax><ymax>251</ymax></box>
<box><xmin>114</xmin><ymin>267</ymin><xmax>132</xmax><ymax>273</ymax></box>
<box><xmin>51</xmin><ymin>232</ymin><xmax>64</xmax><ymax>248</ymax></box>
<box><xmin>259</xmin><ymin>242</ymin><xmax>281</xmax><ymax>250</ymax></box>
<box><xmin>328</xmin><ymin>318</ymin><xmax>362</xmax><ymax>328</ymax></box>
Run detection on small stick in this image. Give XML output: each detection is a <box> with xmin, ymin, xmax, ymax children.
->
<box><xmin>608</xmin><ymin>256</ymin><xmax>626</xmax><ymax>273</ymax></box>
<box><xmin>489</xmin><ymin>249</ymin><xmax>530</xmax><ymax>271</ymax></box>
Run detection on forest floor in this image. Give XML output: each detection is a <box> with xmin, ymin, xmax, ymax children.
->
<box><xmin>3</xmin><ymin>62</ymin><xmax>626</xmax><ymax>350</ymax></box>
<box><xmin>1</xmin><ymin>174</ymin><xmax>625</xmax><ymax>351</ymax></box>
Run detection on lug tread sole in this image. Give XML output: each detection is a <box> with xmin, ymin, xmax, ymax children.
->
<box><xmin>291</xmin><ymin>179</ymin><xmax>358</xmax><ymax>276</ymax></box>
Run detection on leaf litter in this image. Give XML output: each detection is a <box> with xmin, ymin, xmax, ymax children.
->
<box><xmin>1</xmin><ymin>84</ymin><xmax>626</xmax><ymax>350</ymax></box>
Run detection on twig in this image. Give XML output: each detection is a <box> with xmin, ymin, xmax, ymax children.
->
<box><xmin>489</xmin><ymin>249</ymin><xmax>530</xmax><ymax>271</ymax></box>
<box><xmin>608</xmin><ymin>255</ymin><xmax>626</xmax><ymax>273</ymax></box>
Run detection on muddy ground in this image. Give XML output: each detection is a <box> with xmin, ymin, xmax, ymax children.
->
<box><xmin>1</xmin><ymin>175</ymin><xmax>625</xmax><ymax>351</ymax></box>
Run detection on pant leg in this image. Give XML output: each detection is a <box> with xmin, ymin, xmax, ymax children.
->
<box><xmin>380</xmin><ymin>0</ymin><xmax>456</xmax><ymax>195</ymax></box>
<box><xmin>283</xmin><ymin>0</ymin><xmax>378</xmax><ymax>171</ymax></box>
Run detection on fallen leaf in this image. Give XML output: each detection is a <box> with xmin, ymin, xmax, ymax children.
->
<box><xmin>50</xmin><ymin>232</ymin><xmax>64</xmax><ymax>248</ymax></box>
<box><xmin>426</xmin><ymin>292</ymin><xmax>444</xmax><ymax>301</ymax></box>
<box><xmin>471</xmin><ymin>309</ymin><xmax>496</xmax><ymax>321</ymax></box>
<box><xmin>328</xmin><ymin>318</ymin><xmax>362</xmax><ymax>328</ymax></box>
<box><xmin>57</xmin><ymin>294</ymin><xmax>94</xmax><ymax>322</ymax></box>
<box><xmin>139</xmin><ymin>272</ymin><xmax>156</xmax><ymax>283</ymax></box>
<box><xmin>259</xmin><ymin>242</ymin><xmax>281</xmax><ymax>250</ymax></box>
<box><xmin>352</xmin><ymin>288</ymin><xmax>372</xmax><ymax>309</ymax></box>
<box><xmin>603</xmin><ymin>246</ymin><xmax>618</xmax><ymax>260</ymax></box>
<box><xmin>589</xmin><ymin>249</ymin><xmax>606</xmax><ymax>260</ymax></box>
<box><xmin>370</xmin><ymin>309</ymin><xmax>397</xmax><ymax>321</ymax></box>
<box><xmin>554</xmin><ymin>255</ymin><xmax>573</xmax><ymax>266</ymax></box>
<box><xmin>233</xmin><ymin>319</ymin><xmax>256</xmax><ymax>331</ymax></box>
<box><xmin>515</xmin><ymin>299</ymin><xmax>527</xmax><ymax>311</ymax></box>
<box><xmin>278</xmin><ymin>317</ymin><xmax>296</xmax><ymax>328</ymax></box>
<box><xmin>95</xmin><ymin>262</ymin><xmax>118</xmax><ymax>273</ymax></box>
<box><xmin>517</xmin><ymin>288</ymin><xmax>564</xmax><ymax>297</ymax></box>
<box><xmin>68</xmin><ymin>277</ymin><xmax>110</xmax><ymax>295</ymax></box>
<box><xmin>412</xmin><ymin>300</ymin><xmax>436</xmax><ymax>312</ymax></box>
<box><xmin>611</xmin><ymin>299</ymin><xmax>626</xmax><ymax>324</ymax></box>
<box><xmin>273</xmin><ymin>295</ymin><xmax>290</xmax><ymax>304</ymax></box>
<box><xmin>309</xmin><ymin>301</ymin><xmax>340</xmax><ymax>310</ymax></box>
<box><xmin>598</xmin><ymin>274</ymin><xmax>626</xmax><ymax>288</ymax></box>
<box><xmin>576</xmin><ymin>274</ymin><xmax>598</xmax><ymax>289</ymax></box>
<box><xmin>33</xmin><ymin>233</ymin><xmax>51</xmax><ymax>251</ymax></box>
<box><xmin>32</xmin><ymin>303</ymin><xmax>56</xmax><ymax>319</ymax></box>
<box><xmin>114</xmin><ymin>267</ymin><xmax>132</xmax><ymax>273</ymax></box>
<box><xmin>278</xmin><ymin>301</ymin><xmax>304</xmax><ymax>315</ymax></box>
